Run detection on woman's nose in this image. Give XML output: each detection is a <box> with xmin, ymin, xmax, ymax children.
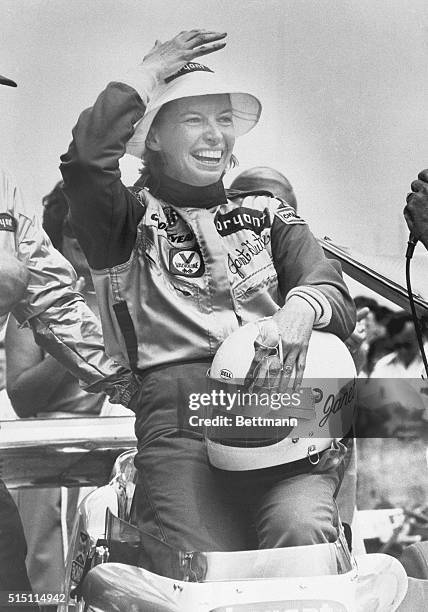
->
<box><xmin>203</xmin><ymin>120</ymin><xmax>222</xmax><ymax>144</ymax></box>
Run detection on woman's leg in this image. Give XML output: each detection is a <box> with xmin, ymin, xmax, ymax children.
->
<box><xmin>254</xmin><ymin>470</ymin><xmax>340</xmax><ymax>548</ymax></box>
<box><xmin>133</xmin><ymin>363</ymin><xmax>248</xmax><ymax>554</ymax></box>
<box><xmin>253</xmin><ymin>440</ymin><xmax>351</xmax><ymax>548</ymax></box>
<box><xmin>218</xmin><ymin>438</ymin><xmax>352</xmax><ymax>549</ymax></box>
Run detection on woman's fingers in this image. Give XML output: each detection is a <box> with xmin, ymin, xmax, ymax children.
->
<box><xmin>293</xmin><ymin>349</ymin><xmax>308</xmax><ymax>391</ymax></box>
<box><xmin>143</xmin><ymin>30</ymin><xmax>227</xmax><ymax>80</ymax></box>
<box><xmin>187</xmin><ymin>41</ymin><xmax>227</xmax><ymax>59</ymax></box>
<box><xmin>183</xmin><ymin>30</ymin><xmax>227</xmax><ymax>45</ymax></box>
<box><xmin>278</xmin><ymin>348</ymin><xmax>298</xmax><ymax>390</ymax></box>
<box><xmin>277</xmin><ymin>342</ymin><xmax>310</xmax><ymax>391</ymax></box>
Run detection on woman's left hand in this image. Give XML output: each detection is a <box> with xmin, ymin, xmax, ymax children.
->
<box><xmin>246</xmin><ymin>297</ymin><xmax>315</xmax><ymax>392</ymax></box>
<box><xmin>272</xmin><ymin>297</ymin><xmax>315</xmax><ymax>391</ymax></box>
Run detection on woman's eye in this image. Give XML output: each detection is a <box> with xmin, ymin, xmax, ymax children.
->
<box><xmin>218</xmin><ymin>116</ymin><xmax>233</xmax><ymax>126</ymax></box>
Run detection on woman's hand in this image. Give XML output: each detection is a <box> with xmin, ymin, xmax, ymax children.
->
<box><xmin>246</xmin><ymin>297</ymin><xmax>315</xmax><ymax>392</ymax></box>
<box><xmin>272</xmin><ymin>297</ymin><xmax>315</xmax><ymax>391</ymax></box>
<box><xmin>142</xmin><ymin>29</ymin><xmax>227</xmax><ymax>82</ymax></box>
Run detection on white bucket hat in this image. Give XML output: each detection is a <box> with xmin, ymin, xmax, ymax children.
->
<box><xmin>126</xmin><ymin>62</ymin><xmax>262</xmax><ymax>159</ymax></box>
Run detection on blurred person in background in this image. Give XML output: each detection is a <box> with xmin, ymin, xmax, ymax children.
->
<box><xmin>0</xmin><ymin>163</ymin><xmax>136</xmax><ymax>410</ymax></box>
<box><xmin>371</xmin><ymin>312</ymin><xmax>427</xmax><ymax>379</ymax></box>
<box><xmin>6</xmin><ymin>183</ymin><xmax>105</xmax><ymax>419</ymax></box>
<box><xmin>358</xmin><ymin>311</ymin><xmax>428</xmax><ymax>439</ymax></box>
<box><xmin>364</xmin><ymin>334</ymin><xmax>394</xmax><ymax>378</ymax></box>
<box><xmin>5</xmin><ymin>181</ymin><xmax>120</xmax><ymax>600</ymax></box>
<box><xmin>353</xmin><ymin>296</ymin><xmax>391</xmax><ymax>345</ymax></box>
<box><xmin>229</xmin><ymin>166</ymin><xmax>298</xmax><ymax>210</ymax></box>
<box><xmin>352</xmin><ymin>296</ymin><xmax>392</xmax><ymax>377</ymax></box>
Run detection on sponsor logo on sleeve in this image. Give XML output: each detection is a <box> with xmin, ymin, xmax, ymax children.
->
<box><xmin>215</xmin><ymin>207</ymin><xmax>271</xmax><ymax>237</ymax></box>
<box><xmin>169</xmin><ymin>248</ymin><xmax>204</xmax><ymax>277</ymax></box>
<box><xmin>275</xmin><ymin>203</ymin><xmax>306</xmax><ymax>225</ymax></box>
<box><xmin>0</xmin><ymin>213</ymin><xmax>17</xmax><ymax>232</ymax></box>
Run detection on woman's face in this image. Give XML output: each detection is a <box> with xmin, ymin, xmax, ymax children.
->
<box><xmin>147</xmin><ymin>94</ymin><xmax>235</xmax><ymax>186</ymax></box>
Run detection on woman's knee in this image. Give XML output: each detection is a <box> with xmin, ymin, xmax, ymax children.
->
<box><xmin>257</xmin><ymin>503</ymin><xmax>338</xmax><ymax>548</ymax></box>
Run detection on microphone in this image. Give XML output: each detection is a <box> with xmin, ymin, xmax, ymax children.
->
<box><xmin>406</xmin><ymin>232</ymin><xmax>418</xmax><ymax>259</ymax></box>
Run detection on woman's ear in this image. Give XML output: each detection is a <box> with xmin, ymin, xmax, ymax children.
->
<box><xmin>145</xmin><ymin>127</ymin><xmax>162</xmax><ymax>152</ymax></box>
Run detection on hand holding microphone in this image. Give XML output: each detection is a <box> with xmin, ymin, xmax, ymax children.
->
<box><xmin>404</xmin><ymin>169</ymin><xmax>428</xmax><ymax>252</ymax></box>
<box><xmin>403</xmin><ymin>170</ymin><xmax>428</xmax><ymax>380</ymax></box>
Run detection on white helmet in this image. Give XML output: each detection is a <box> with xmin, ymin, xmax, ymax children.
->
<box><xmin>206</xmin><ymin>319</ymin><xmax>356</xmax><ymax>470</ymax></box>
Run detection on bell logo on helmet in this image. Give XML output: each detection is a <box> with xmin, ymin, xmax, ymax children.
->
<box><xmin>220</xmin><ymin>368</ymin><xmax>233</xmax><ymax>380</ymax></box>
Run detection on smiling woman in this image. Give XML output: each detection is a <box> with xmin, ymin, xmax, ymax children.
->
<box><xmin>60</xmin><ymin>28</ymin><xmax>355</xmax><ymax>573</ymax></box>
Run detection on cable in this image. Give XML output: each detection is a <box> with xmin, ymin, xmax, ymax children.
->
<box><xmin>405</xmin><ymin>240</ymin><xmax>428</xmax><ymax>379</ymax></box>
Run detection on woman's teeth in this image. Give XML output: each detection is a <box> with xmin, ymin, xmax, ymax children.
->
<box><xmin>193</xmin><ymin>150</ymin><xmax>223</xmax><ymax>163</ymax></box>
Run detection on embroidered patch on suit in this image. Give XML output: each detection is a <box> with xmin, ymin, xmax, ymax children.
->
<box><xmin>215</xmin><ymin>207</ymin><xmax>271</xmax><ymax>237</ymax></box>
<box><xmin>169</xmin><ymin>248</ymin><xmax>204</xmax><ymax>277</ymax></box>
<box><xmin>275</xmin><ymin>203</ymin><xmax>306</xmax><ymax>225</ymax></box>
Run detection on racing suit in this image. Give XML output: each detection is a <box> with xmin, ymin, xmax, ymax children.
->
<box><xmin>60</xmin><ymin>70</ymin><xmax>356</xmax><ymax>555</ymax></box>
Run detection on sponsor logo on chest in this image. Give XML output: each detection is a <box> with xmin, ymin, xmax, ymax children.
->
<box><xmin>215</xmin><ymin>207</ymin><xmax>271</xmax><ymax>237</ymax></box>
<box><xmin>169</xmin><ymin>248</ymin><xmax>204</xmax><ymax>277</ymax></box>
<box><xmin>151</xmin><ymin>206</ymin><xmax>195</xmax><ymax>246</ymax></box>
